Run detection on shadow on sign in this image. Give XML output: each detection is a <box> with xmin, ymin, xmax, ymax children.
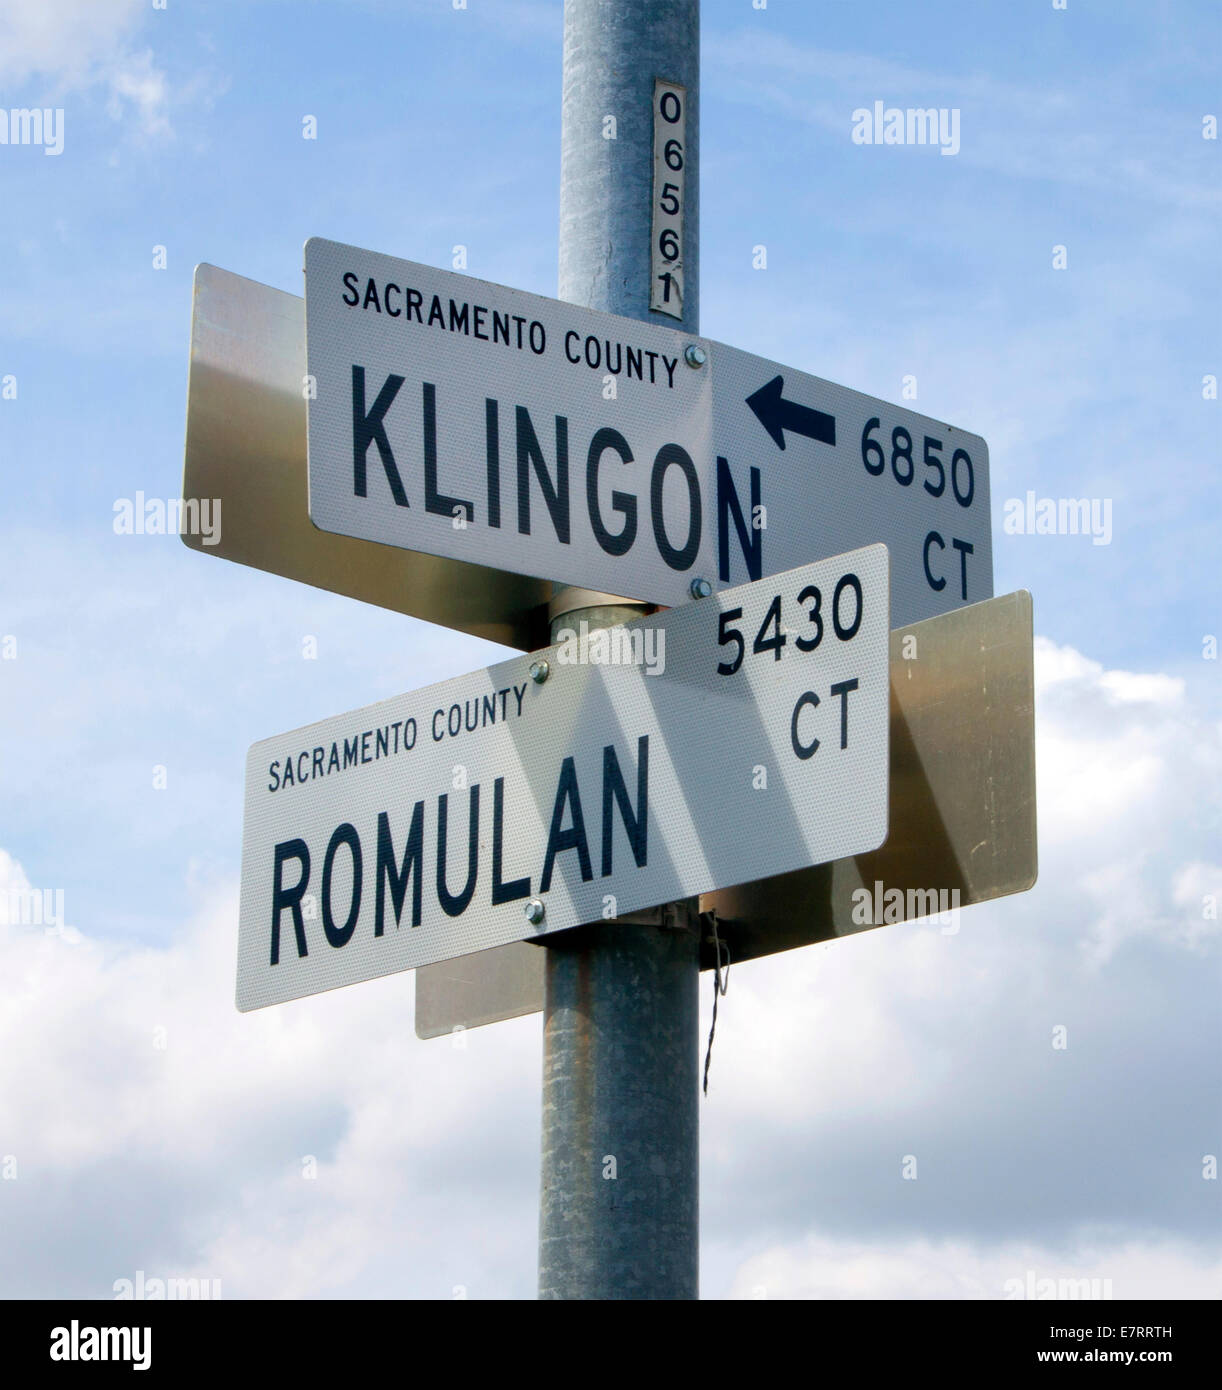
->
<box><xmin>414</xmin><ymin>589</ymin><xmax>1036</xmax><ymax>1037</ymax></box>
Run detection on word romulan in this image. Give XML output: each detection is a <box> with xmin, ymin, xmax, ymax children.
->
<box><xmin>268</xmin><ymin>736</ymin><xmax>650</xmax><ymax>963</ymax></box>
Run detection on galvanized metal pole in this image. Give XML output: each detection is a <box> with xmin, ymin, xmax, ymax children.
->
<box><xmin>538</xmin><ymin>0</ymin><xmax>701</xmax><ymax>1300</ymax></box>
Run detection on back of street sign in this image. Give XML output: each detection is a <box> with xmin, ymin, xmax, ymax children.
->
<box><xmin>182</xmin><ymin>263</ymin><xmax>553</xmax><ymax>649</ymax></box>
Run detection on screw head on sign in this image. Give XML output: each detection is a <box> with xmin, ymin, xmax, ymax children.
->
<box><xmin>529</xmin><ymin>659</ymin><xmax>550</xmax><ymax>684</ymax></box>
<box><xmin>524</xmin><ymin>899</ymin><xmax>545</xmax><ymax>926</ymax></box>
<box><xmin>689</xmin><ymin>576</ymin><xmax>713</xmax><ymax>599</ymax></box>
<box><xmin>684</xmin><ymin>344</ymin><xmax>707</xmax><ymax>368</ymax></box>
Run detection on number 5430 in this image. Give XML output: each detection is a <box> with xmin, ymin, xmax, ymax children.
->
<box><xmin>716</xmin><ymin>573</ymin><xmax>864</xmax><ymax>676</ymax></box>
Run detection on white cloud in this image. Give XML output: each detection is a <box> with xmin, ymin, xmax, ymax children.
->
<box><xmin>1037</xmin><ymin>641</ymin><xmax>1186</xmax><ymax>708</ymax></box>
<box><xmin>105</xmin><ymin>48</ymin><xmax>172</xmax><ymax>141</ymax></box>
<box><xmin>0</xmin><ymin>1</ymin><xmax>147</xmax><ymax>86</ymax></box>
<box><xmin>1172</xmin><ymin>862</ymin><xmax>1222</xmax><ymax>952</ymax></box>
<box><xmin>1032</xmin><ymin>638</ymin><xmax>1219</xmax><ymax>961</ymax></box>
<box><xmin>0</xmin><ymin>849</ymin><xmax>31</xmax><ymax>911</ymax></box>
<box><xmin>0</xmin><ymin>0</ymin><xmax>172</xmax><ymax>140</ymax></box>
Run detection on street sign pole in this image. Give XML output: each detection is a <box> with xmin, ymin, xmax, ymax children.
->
<box><xmin>539</xmin><ymin>0</ymin><xmax>701</xmax><ymax>1300</ymax></box>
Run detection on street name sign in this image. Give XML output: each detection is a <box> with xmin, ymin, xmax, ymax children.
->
<box><xmin>237</xmin><ymin>546</ymin><xmax>890</xmax><ymax>1011</ymax></box>
<box><xmin>304</xmin><ymin>238</ymin><xmax>992</xmax><ymax>628</ymax></box>
<box><xmin>416</xmin><ymin>589</ymin><xmax>1036</xmax><ymax>1037</ymax></box>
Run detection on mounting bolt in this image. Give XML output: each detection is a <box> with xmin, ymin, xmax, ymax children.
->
<box><xmin>684</xmin><ymin>344</ymin><xmax>707</xmax><ymax>368</ymax></box>
<box><xmin>529</xmin><ymin>659</ymin><xmax>550</xmax><ymax>684</ymax></box>
<box><xmin>689</xmin><ymin>576</ymin><xmax>713</xmax><ymax>599</ymax></box>
<box><xmin>524</xmin><ymin>898</ymin><xmax>545</xmax><ymax>926</ymax></box>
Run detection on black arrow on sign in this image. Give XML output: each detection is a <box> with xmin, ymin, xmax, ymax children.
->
<box><xmin>746</xmin><ymin>375</ymin><xmax>837</xmax><ymax>451</ymax></box>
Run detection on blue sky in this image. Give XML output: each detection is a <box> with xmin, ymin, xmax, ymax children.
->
<box><xmin>0</xmin><ymin>0</ymin><xmax>1218</xmax><ymax>1300</ymax></box>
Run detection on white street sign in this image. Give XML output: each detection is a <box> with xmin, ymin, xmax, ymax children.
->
<box><xmin>237</xmin><ymin>546</ymin><xmax>890</xmax><ymax>1010</ymax></box>
<box><xmin>305</xmin><ymin>238</ymin><xmax>991</xmax><ymax>627</ymax></box>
